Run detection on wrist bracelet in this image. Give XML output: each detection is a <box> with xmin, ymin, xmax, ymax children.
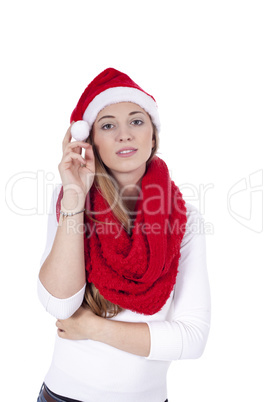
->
<box><xmin>60</xmin><ymin>208</ymin><xmax>85</xmax><ymax>218</ymax></box>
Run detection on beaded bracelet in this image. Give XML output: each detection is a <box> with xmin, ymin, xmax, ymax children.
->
<box><xmin>60</xmin><ymin>208</ymin><xmax>85</xmax><ymax>218</ymax></box>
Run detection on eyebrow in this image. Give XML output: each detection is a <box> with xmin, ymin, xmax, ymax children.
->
<box><xmin>97</xmin><ymin>115</ymin><xmax>115</xmax><ymax>122</ymax></box>
<box><xmin>129</xmin><ymin>111</ymin><xmax>145</xmax><ymax>116</ymax></box>
<box><xmin>97</xmin><ymin>111</ymin><xmax>145</xmax><ymax>123</ymax></box>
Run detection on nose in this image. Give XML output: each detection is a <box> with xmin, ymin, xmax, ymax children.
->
<box><xmin>117</xmin><ymin>127</ymin><xmax>133</xmax><ymax>142</ymax></box>
<box><xmin>119</xmin><ymin>136</ymin><xmax>132</xmax><ymax>142</ymax></box>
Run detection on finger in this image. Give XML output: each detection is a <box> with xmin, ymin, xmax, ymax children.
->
<box><xmin>83</xmin><ymin>144</ymin><xmax>94</xmax><ymax>162</ymax></box>
<box><xmin>62</xmin><ymin>152</ymin><xmax>87</xmax><ymax>166</ymax></box>
<box><xmin>80</xmin><ymin>147</ymin><xmax>95</xmax><ymax>170</ymax></box>
<box><xmin>57</xmin><ymin>328</ymin><xmax>65</xmax><ymax>338</ymax></box>
<box><xmin>56</xmin><ymin>320</ymin><xmax>61</xmax><ymax>329</ymax></box>
<box><xmin>62</xmin><ymin>124</ymin><xmax>73</xmax><ymax>152</ymax></box>
<box><xmin>56</xmin><ymin>321</ymin><xmax>65</xmax><ymax>333</ymax></box>
<box><xmin>63</xmin><ymin>141</ymin><xmax>90</xmax><ymax>156</ymax></box>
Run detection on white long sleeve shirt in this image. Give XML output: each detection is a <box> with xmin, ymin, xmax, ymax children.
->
<box><xmin>38</xmin><ymin>185</ymin><xmax>211</xmax><ymax>402</ymax></box>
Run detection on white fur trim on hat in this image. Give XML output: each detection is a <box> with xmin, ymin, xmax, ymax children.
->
<box><xmin>83</xmin><ymin>87</ymin><xmax>160</xmax><ymax>134</ymax></box>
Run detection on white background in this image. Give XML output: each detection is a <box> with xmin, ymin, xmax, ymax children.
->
<box><xmin>1</xmin><ymin>1</ymin><xmax>267</xmax><ymax>400</ymax></box>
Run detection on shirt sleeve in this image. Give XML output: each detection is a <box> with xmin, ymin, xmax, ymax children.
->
<box><xmin>37</xmin><ymin>185</ymin><xmax>86</xmax><ymax>319</ymax></box>
<box><xmin>145</xmin><ymin>203</ymin><xmax>211</xmax><ymax>361</ymax></box>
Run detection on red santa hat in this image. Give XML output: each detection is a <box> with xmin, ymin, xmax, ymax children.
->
<box><xmin>70</xmin><ymin>68</ymin><xmax>160</xmax><ymax>141</ymax></box>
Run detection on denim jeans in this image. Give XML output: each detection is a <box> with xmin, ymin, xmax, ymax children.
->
<box><xmin>37</xmin><ymin>383</ymin><xmax>81</xmax><ymax>402</ymax></box>
<box><xmin>37</xmin><ymin>382</ymin><xmax>168</xmax><ymax>402</ymax></box>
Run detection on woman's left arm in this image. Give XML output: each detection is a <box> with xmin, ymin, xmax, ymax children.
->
<box><xmin>56</xmin><ymin>203</ymin><xmax>211</xmax><ymax>359</ymax></box>
<box><xmin>56</xmin><ymin>308</ymin><xmax>150</xmax><ymax>357</ymax></box>
<box><xmin>145</xmin><ymin>204</ymin><xmax>211</xmax><ymax>361</ymax></box>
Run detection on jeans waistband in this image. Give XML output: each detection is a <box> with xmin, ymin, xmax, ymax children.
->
<box><xmin>38</xmin><ymin>383</ymin><xmax>81</xmax><ymax>402</ymax></box>
<box><xmin>38</xmin><ymin>382</ymin><xmax>168</xmax><ymax>402</ymax></box>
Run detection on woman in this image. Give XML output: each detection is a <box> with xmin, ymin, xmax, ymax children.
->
<box><xmin>37</xmin><ymin>68</ymin><xmax>211</xmax><ymax>402</ymax></box>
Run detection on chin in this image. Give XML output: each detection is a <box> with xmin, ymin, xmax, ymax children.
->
<box><xmin>109</xmin><ymin>160</ymin><xmax>147</xmax><ymax>174</ymax></box>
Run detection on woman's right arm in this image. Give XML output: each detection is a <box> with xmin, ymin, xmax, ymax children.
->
<box><xmin>37</xmin><ymin>185</ymin><xmax>86</xmax><ymax>319</ymax></box>
<box><xmin>38</xmin><ymin>190</ymin><xmax>87</xmax><ymax>298</ymax></box>
<box><xmin>38</xmin><ymin>124</ymin><xmax>95</xmax><ymax>303</ymax></box>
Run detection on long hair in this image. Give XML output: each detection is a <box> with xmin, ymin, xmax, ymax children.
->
<box><xmin>82</xmin><ymin>119</ymin><xmax>160</xmax><ymax>317</ymax></box>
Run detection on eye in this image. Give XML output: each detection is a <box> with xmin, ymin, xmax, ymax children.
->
<box><xmin>101</xmin><ymin>123</ymin><xmax>114</xmax><ymax>130</ymax></box>
<box><xmin>131</xmin><ymin>119</ymin><xmax>143</xmax><ymax>126</ymax></box>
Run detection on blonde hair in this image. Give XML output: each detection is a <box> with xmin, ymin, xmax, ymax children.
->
<box><xmin>82</xmin><ymin>119</ymin><xmax>159</xmax><ymax>318</ymax></box>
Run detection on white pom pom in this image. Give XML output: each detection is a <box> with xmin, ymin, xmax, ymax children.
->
<box><xmin>71</xmin><ymin>120</ymin><xmax>90</xmax><ymax>141</ymax></box>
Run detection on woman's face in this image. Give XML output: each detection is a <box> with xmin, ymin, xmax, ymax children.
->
<box><xmin>92</xmin><ymin>102</ymin><xmax>155</xmax><ymax>183</ymax></box>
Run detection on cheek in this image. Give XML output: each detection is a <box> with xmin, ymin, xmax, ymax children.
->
<box><xmin>92</xmin><ymin>132</ymin><xmax>104</xmax><ymax>154</ymax></box>
<box><xmin>145</xmin><ymin>130</ymin><xmax>155</xmax><ymax>149</ymax></box>
<box><xmin>142</xmin><ymin>138</ymin><xmax>155</xmax><ymax>160</ymax></box>
<box><xmin>94</xmin><ymin>139</ymin><xmax>112</xmax><ymax>162</ymax></box>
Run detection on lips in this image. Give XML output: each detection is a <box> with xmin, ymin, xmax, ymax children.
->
<box><xmin>116</xmin><ymin>147</ymin><xmax>137</xmax><ymax>155</ymax></box>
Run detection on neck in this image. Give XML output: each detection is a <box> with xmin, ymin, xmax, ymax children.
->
<box><xmin>112</xmin><ymin>166</ymin><xmax>145</xmax><ymax>195</ymax></box>
<box><xmin>111</xmin><ymin>166</ymin><xmax>146</xmax><ymax>212</ymax></box>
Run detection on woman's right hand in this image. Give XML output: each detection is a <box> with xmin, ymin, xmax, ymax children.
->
<box><xmin>58</xmin><ymin>124</ymin><xmax>95</xmax><ymax>201</ymax></box>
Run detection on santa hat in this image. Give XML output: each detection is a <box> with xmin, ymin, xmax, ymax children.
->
<box><xmin>70</xmin><ymin>68</ymin><xmax>160</xmax><ymax>141</ymax></box>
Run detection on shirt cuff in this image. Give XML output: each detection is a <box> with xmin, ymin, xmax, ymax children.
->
<box><xmin>145</xmin><ymin>321</ymin><xmax>183</xmax><ymax>361</ymax></box>
<box><xmin>37</xmin><ymin>277</ymin><xmax>86</xmax><ymax>319</ymax></box>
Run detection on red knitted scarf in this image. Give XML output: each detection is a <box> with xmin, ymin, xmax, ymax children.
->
<box><xmin>56</xmin><ymin>156</ymin><xmax>187</xmax><ymax>315</ymax></box>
